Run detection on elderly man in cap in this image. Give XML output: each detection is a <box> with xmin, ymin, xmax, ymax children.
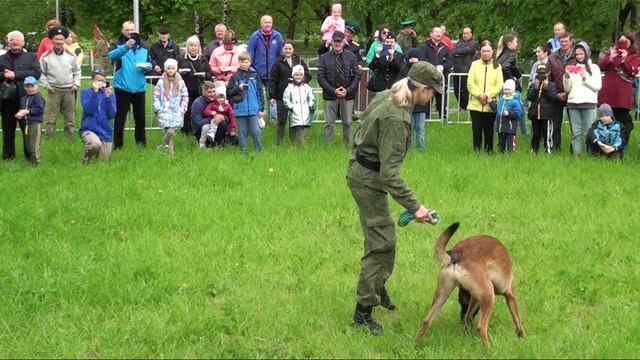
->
<box><xmin>150</xmin><ymin>25</ymin><xmax>181</xmax><ymax>78</ymax></box>
<box><xmin>108</xmin><ymin>20</ymin><xmax>153</xmax><ymax>149</ymax></box>
<box><xmin>0</xmin><ymin>30</ymin><xmax>41</xmax><ymax>160</ymax></box>
<box><xmin>396</xmin><ymin>20</ymin><xmax>418</xmax><ymax>53</ymax></box>
<box><xmin>39</xmin><ymin>25</ymin><xmax>81</xmax><ymax>139</ymax></box>
<box><xmin>318</xmin><ymin>30</ymin><xmax>361</xmax><ymax>144</ymax></box>
<box><xmin>347</xmin><ymin>61</ymin><xmax>440</xmax><ymax>334</ymax></box>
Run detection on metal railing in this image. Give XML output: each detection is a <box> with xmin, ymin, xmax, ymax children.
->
<box><xmin>6</xmin><ymin>69</ymin><xmax>639</xmax><ymax>133</ymax></box>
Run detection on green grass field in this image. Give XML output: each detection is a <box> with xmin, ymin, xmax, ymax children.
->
<box><xmin>1</xmin><ymin>122</ymin><xmax>639</xmax><ymax>358</ymax></box>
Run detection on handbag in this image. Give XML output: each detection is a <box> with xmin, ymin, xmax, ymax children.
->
<box><xmin>0</xmin><ymin>80</ymin><xmax>18</xmax><ymax>100</ymax></box>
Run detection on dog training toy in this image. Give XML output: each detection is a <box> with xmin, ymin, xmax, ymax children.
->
<box><xmin>398</xmin><ymin>209</ymin><xmax>439</xmax><ymax>227</ymax></box>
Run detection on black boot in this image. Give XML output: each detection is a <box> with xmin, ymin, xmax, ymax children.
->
<box><xmin>352</xmin><ymin>303</ymin><xmax>383</xmax><ymax>334</ymax></box>
<box><xmin>380</xmin><ymin>286</ymin><xmax>396</xmax><ymax>310</ymax></box>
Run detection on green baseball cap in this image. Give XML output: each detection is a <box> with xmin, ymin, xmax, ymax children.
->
<box><xmin>407</xmin><ymin>61</ymin><xmax>443</xmax><ymax>94</ymax></box>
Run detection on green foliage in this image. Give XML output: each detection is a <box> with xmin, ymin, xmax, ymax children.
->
<box><xmin>0</xmin><ymin>124</ymin><xmax>639</xmax><ymax>357</ymax></box>
<box><xmin>0</xmin><ymin>1</ymin><xmax>636</xmax><ymax>69</ymax></box>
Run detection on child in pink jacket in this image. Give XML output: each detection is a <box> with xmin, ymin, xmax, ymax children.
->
<box><xmin>320</xmin><ymin>3</ymin><xmax>345</xmax><ymax>42</ymax></box>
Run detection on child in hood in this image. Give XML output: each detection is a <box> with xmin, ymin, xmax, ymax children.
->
<box><xmin>153</xmin><ymin>58</ymin><xmax>189</xmax><ymax>154</ymax></box>
<box><xmin>200</xmin><ymin>81</ymin><xmax>237</xmax><ymax>147</ymax></box>
<box><xmin>495</xmin><ymin>79</ymin><xmax>524</xmax><ymax>152</ymax></box>
<box><xmin>283</xmin><ymin>65</ymin><xmax>315</xmax><ymax>146</ymax></box>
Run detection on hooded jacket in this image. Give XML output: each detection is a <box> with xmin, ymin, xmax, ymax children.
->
<box><xmin>108</xmin><ymin>35</ymin><xmax>152</xmax><ymax>93</ymax></box>
<box><xmin>79</xmin><ymin>88</ymin><xmax>117</xmax><ymax>142</ymax></box>
<box><xmin>598</xmin><ymin>43</ymin><xmax>640</xmax><ymax>109</ymax></box>
<box><xmin>588</xmin><ymin>118</ymin><xmax>622</xmax><ymax>151</ymax></box>
<box><xmin>495</xmin><ymin>91</ymin><xmax>523</xmax><ymax>134</ymax></box>
<box><xmin>283</xmin><ymin>81</ymin><xmax>315</xmax><ymax>127</ymax></box>
<box><xmin>228</xmin><ymin>66</ymin><xmax>264</xmax><ymax>117</ymax></box>
<box><xmin>153</xmin><ymin>74</ymin><xmax>189</xmax><ymax>128</ymax></box>
<box><xmin>563</xmin><ymin>41</ymin><xmax>602</xmax><ymax>107</ymax></box>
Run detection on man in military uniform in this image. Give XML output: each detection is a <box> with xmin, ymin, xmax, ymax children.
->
<box><xmin>347</xmin><ymin>61</ymin><xmax>441</xmax><ymax>334</ymax></box>
<box><xmin>396</xmin><ymin>20</ymin><xmax>418</xmax><ymax>53</ymax></box>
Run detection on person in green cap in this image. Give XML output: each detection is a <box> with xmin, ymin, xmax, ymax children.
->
<box><xmin>347</xmin><ymin>61</ymin><xmax>440</xmax><ymax>334</ymax></box>
<box><xmin>396</xmin><ymin>20</ymin><xmax>418</xmax><ymax>53</ymax></box>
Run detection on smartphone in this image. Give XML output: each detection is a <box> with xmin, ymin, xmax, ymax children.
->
<box><xmin>616</xmin><ymin>40</ymin><xmax>627</xmax><ymax>50</ymax></box>
<box><xmin>381</xmin><ymin>44</ymin><xmax>391</xmax><ymax>57</ymax></box>
<box><xmin>567</xmin><ymin>65</ymin><xmax>582</xmax><ymax>73</ymax></box>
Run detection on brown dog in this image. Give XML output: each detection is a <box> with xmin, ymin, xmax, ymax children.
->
<box><xmin>416</xmin><ymin>222</ymin><xmax>524</xmax><ymax>346</ymax></box>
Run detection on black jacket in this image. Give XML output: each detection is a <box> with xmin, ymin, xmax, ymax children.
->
<box><xmin>452</xmin><ymin>39</ymin><xmax>478</xmax><ymax>72</ymax></box>
<box><xmin>0</xmin><ymin>51</ymin><xmax>41</xmax><ymax>98</ymax></box>
<box><xmin>318</xmin><ymin>40</ymin><xmax>364</xmax><ymax>65</ymax></box>
<box><xmin>178</xmin><ymin>55</ymin><xmax>213</xmax><ymax>93</ymax></box>
<box><xmin>497</xmin><ymin>48</ymin><xmax>521</xmax><ymax>81</ymax></box>
<box><xmin>368</xmin><ymin>52</ymin><xmax>407</xmax><ymax>92</ymax></box>
<box><xmin>269</xmin><ymin>55</ymin><xmax>311</xmax><ymax>101</ymax></box>
<box><xmin>149</xmin><ymin>40</ymin><xmax>181</xmax><ymax>73</ymax></box>
<box><xmin>526</xmin><ymin>81</ymin><xmax>557</xmax><ymax>120</ymax></box>
<box><xmin>420</xmin><ymin>39</ymin><xmax>453</xmax><ymax>75</ymax></box>
<box><xmin>317</xmin><ymin>49</ymin><xmax>360</xmax><ymax>100</ymax></box>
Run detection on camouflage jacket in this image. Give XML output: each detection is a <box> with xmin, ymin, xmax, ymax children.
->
<box><xmin>347</xmin><ymin>90</ymin><xmax>420</xmax><ymax>213</ymax></box>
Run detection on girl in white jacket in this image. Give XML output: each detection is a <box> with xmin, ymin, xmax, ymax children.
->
<box><xmin>563</xmin><ymin>41</ymin><xmax>602</xmax><ymax>155</ymax></box>
<box><xmin>153</xmin><ymin>58</ymin><xmax>189</xmax><ymax>154</ymax></box>
<box><xmin>283</xmin><ymin>65</ymin><xmax>315</xmax><ymax>146</ymax></box>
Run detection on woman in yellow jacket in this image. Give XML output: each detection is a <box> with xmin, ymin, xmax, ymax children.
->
<box><xmin>467</xmin><ymin>39</ymin><xmax>504</xmax><ymax>152</ymax></box>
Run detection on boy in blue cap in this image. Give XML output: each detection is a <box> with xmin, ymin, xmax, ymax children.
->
<box><xmin>15</xmin><ymin>76</ymin><xmax>45</xmax><ymax>165</ymax></box>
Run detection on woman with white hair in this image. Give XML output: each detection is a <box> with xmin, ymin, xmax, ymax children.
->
<box><xmin>178</xmin><ymin>35</ymin><xmax>213</xmax><ymax>135</ymax></box>
<box><xmin>0</xmin><ymin>30</ymin><xmax>41</xmax><ymax>160</ymax></box>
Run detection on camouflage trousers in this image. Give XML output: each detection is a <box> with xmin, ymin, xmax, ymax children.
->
<box><xmin>347</xmin><ymin>177</ymin><xmax>396</xmax><ymax>307</ymax></box>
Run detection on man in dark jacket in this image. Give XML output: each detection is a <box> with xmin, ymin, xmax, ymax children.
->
<box><xmin>421</xmin><ymin>26</ymin><xmax>453</xmax><ymax>120</ymax></box>
<box><xmin>191</xmin><ymin>81</ymin><xmax>229</xmax><ymax>147</ymax></box>
<box><xmin>0</xmin><ymin>30</ymin><xmax>41</xmax><ymax>160</ymax></box>
<box><xmin>547</xmin><ymin>32</ymin><xmax>576</xmax><ymax>152</ymax></box>
<box><xmin>451</xmin><ymin>27</ymin><xmax>477</xmax><ymax>110</ymax></box>
<box><xmin>149</xmin><ymin>25</ymin><xmax>181</xmax><ymax>81</ymax></box>
<box><xmin>203</xmin><ymin>23</ymin><xmax>227</xmax><ymax>61</ymax></box>
<box><xmin>318</xmin><ymin>31</ymin><xmax>361</xmax><ymax>144</ymax></box>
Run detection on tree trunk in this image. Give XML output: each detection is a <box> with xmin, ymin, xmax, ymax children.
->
<box><xmin>286</xmin><ymin>0</ymin><xmax>301</xmax><ymax>40</ymax></box>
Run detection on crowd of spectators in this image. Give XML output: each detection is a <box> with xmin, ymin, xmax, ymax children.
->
<box><xmin>1</xmin><ymin>10</ymin><xmax>638</xmax><ymax>164</ymax></box>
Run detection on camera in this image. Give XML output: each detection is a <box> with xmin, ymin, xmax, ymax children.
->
<box><xmin>535</xmin><ymin>74</ymin><xmax>547</xmax><ymax>81</ymax></box>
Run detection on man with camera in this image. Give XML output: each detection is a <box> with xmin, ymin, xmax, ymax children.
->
<box><xmin>79</xmin><ymin>67</ymin><xmax>117</xmax><ymax>163</ymax></box>
<box><xmin>40</xmin><ymin>26</ymin><xmax>81</xmax><ymax>139</ymax></box>
<box><xmin>108</xmin><ymin>21</ymin><xmax>152</xmax><ymax>150</ymax></box>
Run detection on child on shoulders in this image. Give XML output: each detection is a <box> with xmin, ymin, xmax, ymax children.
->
<box><xmin>321</xmin><ymin>3</ymin><xmax>345</xmax><ymax>43</ymax></box>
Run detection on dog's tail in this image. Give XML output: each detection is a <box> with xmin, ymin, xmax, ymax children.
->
<box><xmin>435</xmin><ymin>222</ymin><xmax>460</xmax><ymax>265</ymax></box>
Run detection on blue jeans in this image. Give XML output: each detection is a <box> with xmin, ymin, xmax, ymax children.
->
<box><xmin>236</xmin><ymin>115</ymin><xmax>263</xmax><ymax>153</ymax></box>
<box><xmin>568</xmin><ymin>107</ymin><xmax>596</xmax><ymax>155</ymax></box>
<box><xmin>410</xmin><ymin>112</ymin><xmax>427</xmax><ymax>151</ymax></box>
